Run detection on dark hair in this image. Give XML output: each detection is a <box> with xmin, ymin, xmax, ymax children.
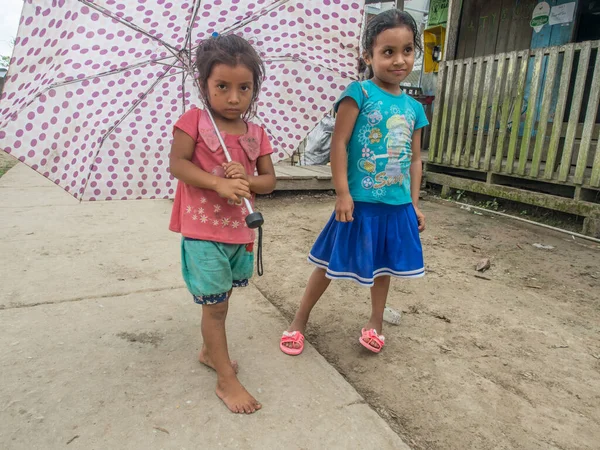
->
<box><xmin>362</xmin><ymin>9</ymin><xmax>422</xmax><ymax>78</ymax></box>
<box><xmin>195</xmin><ymin>34</ymin><xmax>265</xmax><ymax>120</ymax></box>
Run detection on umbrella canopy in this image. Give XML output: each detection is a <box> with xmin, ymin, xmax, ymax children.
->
<box><xmin>0</xmin><ymin>0</ymin><xmax>363</xmax><ymax>200</ymax></box>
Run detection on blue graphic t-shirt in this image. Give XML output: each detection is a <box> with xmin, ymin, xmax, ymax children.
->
<box><xmin>335</xmin><ymin>80</ymin><xmax>429</xmax><ymax>205</ymax></box>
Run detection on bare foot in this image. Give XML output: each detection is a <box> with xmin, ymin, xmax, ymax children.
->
<box><xmin>199</xmin><ymin>346</ymin><xmax>239</xmax><ymax>373</ymax></box>
<box><xmin>216</xmin><ymin>376</ymin><xmax>262</xmax><ymax>414</ymax></box>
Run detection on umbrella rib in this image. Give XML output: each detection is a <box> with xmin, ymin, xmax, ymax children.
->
<box><xmin>185</xmin><ymin>0</ymin><xmax>203</xmax><ymax>54</ymax></box>
<box><xmin>99</xmin><ymin>68</ymin><xmax>183</xmax><ymax>148</ymax></box>
<box><xmin>182</xmin><ymin>71</ymin><xmax>188</xmax><ymax>115</ymax></box>
<box><xmin>154</xmin><ymin>60</ymin><xmax>184</xmax><ymax>67</ymax></box>
<box><xmin>264</xmin><ymin>56</ymin><xmax>358</xmax><ymax>81</ymax></box>
<box><xmin>201</xmin><ymin>0</ymin><xmax>360</xmax><ymax>83</ymax></box>
<box><xmin>80</xmin><ymin>64</ymin><xmax>183</xmax><ymax>198</ymax></box>
<box><xmin>189</xmin><ymin>0</ymin><xmax>290</xmax><ymax>55</ymax></box>
<box><xmin>47</xmin><ymin>56</ymin><xmax>179</xmax><ymax>91</ymax></box>
<box><xmin>185</xmin><ymin>0</ymin><xmax>360</xmax><ymax>82</ymax></box>
<box><xmin>77</xmin><ymin>0</ymin><xmax>180</xmax><ymax>53</ymax></box>
<box><xmin>0</xmin><ymin>56</ymin><xmax>179</xmax><ymax>135</ymax></box>
<box><xmin>220</xmin><ymin>0</ymin><xmax>290</xmax><ymax>36</ymax></box>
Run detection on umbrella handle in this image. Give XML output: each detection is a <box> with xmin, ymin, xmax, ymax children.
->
<box><xmin>204</xmin><ymin>108</ymin><xmax>264</xmax><ymax>229</ymax></box>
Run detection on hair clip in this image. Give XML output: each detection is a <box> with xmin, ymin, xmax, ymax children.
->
<box><xmin>211</xmin><ymin>32</ymin><xmax>219</xmax><ymax>38</ymax></box>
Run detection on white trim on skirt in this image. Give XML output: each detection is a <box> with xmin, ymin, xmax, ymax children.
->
<box><xmin>308</xmin><ymin>254</ymin><xmax>425</xmax><ymax>287</ymax></box>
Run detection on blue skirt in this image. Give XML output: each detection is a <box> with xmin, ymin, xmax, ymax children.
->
<box><xmin>308</xmin><ymin>202</ymin><xmax>424</xmax><ymax>287</ymax></box>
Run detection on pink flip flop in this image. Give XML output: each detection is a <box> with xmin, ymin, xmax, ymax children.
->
<box><xmin>359</xmin><ymin>328</ymin><xmax>385</xmax><ymax>353</ymax></box>
<box><xmin>280</xmin><ymin>331</ymin><xmax>305</xmax><ymax>356</ymax></box>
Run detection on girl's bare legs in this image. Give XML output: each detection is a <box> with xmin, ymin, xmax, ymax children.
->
<box><xmin>283</xmin><ymin>267</ymin><xmax>331</xmax><ymax>350</ymax></box>
<box><xmin>201</xmin><ymin>295</ymin><xmax>261</xmax><ymax>414</ymax></box>
<box><xmin>363</xmin><ymin>275</ymin><xmax>390</xmax><ymax>349</ymax></box>
<box><xmin>198</xmin><ymin>297</ymin><xmax>238</xmax><ymax>373</ymax></box>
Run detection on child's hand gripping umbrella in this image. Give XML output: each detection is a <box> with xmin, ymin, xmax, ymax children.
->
<box><xmin>204</xmin><ymin>105</ymin><xmax>264</xmax><ymax>276</ymax></box>
<box><xmin>204</xmin><ymin>104</ymin><xmax>264</xmax><ymax>230</ymax></box>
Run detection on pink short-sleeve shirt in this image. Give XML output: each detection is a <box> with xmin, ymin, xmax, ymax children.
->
<box><xmin>169</xmin><ymin>108</ymin><xmax>273</xmax><ymax>244</ymax></box>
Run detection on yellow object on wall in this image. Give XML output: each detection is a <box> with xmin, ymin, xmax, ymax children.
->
<box><xmin>423</xmin><ymin>25</ymin><xmax>446</xmax><ymax>73</ymax></box>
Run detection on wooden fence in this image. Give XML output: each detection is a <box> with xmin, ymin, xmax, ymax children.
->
<box><xmin>429</xmin><ymin>40</ymin><xmax>600</xmax><ymax>193</ymax></box>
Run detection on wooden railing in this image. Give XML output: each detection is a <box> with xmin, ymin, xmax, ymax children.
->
<box><xmin>429</xmin><ymin>40</ymin><xmax>600</xmax><ymax>190</ymax></box>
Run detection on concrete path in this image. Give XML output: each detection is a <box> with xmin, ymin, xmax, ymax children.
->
<box><xmin>0</xmin><ymin>164</ymin><xmax>410</xmax><ymax>450</ymax></box>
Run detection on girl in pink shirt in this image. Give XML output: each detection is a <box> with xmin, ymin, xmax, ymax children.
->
<box><xmin>169</xmin><ymin>34</ymin><xmax>276</xmax><ymax>415</ymax></box>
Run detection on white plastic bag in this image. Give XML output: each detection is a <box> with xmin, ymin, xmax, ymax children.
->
<box><xmin>303</xmin><ymin>114</ymin><xmax>335</xmax><ymax>165</ymax></box>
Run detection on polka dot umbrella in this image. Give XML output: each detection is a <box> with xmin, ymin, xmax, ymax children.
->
<box><xmin>0</xmin><ymin>0</ymin><xmax>363</xmax><ymax>200</ymax></box>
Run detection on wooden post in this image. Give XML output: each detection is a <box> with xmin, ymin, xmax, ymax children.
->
<box><xmin>494</xmin><ymin>51</ymin><xmax>518</xmax><ymax>173</ymax></box>
<box><xmin>559</xmin><ymin>42</ymin><xmax>592</xmax><ymax>182</ymax></box>
<box><xmin>454</xmin><ymin>59</ymin><xmax>473</xmax><ymax>166</ymax></box>
<box><xmin>463</xmin><ymin>57</ymin><xmax>483</xmax><ymax>167</ymax></box>
<box><xmin>544</xmin><ymin>45</ymin><xmax>575</xmax><ymax>180</ymax></box>
<box><xmin>444</xmin><ymin>0</ymin><xmax>463</xmax><ymax>61</ymax></box>
<box><xmin>506</xmin><ymin>50</ymin><xmax>531</xmax><ymax>174</ymax></box>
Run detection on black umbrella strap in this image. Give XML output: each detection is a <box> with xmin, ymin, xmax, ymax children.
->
<box><xmin>256</xmin><ymin>226</ymin><xmax>264</xmax><ymax>277</ymax></box>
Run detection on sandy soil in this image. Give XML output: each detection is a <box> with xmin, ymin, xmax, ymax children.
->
<box><xmin>254</xmin><ymin>193</ymin><xmax>600</xmax><ymax>450</ymax></box>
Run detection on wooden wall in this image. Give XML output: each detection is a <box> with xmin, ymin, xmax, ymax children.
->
<box><xmin>456</xmin><ymin>0</ymin><xmax>538</xmax><ymax>59</ymax></box>
<box><xmin>429</xmin><ymin>41</ymin><xmax>600</xmax><ymax>188</ymax></box>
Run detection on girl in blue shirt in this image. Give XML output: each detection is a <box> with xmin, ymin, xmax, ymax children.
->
<box><xmin>281</xmin><ymin>10</ymin><xmax>428</xmax><ymax>355</ymax></box>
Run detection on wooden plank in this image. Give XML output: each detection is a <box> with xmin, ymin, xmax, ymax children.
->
<box><xmin>456</xmin><ymin>0</ymin><xmax>479</xmax><ymax>60</ymax></box>
<box><xmin>508</xmin><ymin>1</ymin><xmax>536</xmax><ymax>53</ymax></box>
<box><xmin>274</xmin><ymin>174</ymin><xmax>313</xmax><ymax>180</ymax></box>
<box><xmin>437</xmin><ymin>61</ymin><xmax>454</xmax><ymax>163</ymax></box>
<box><xmin>494</xmin><ymin>51</ymin><xmax>518</xmax><ymax>172</ymax></box>
<box><xmin>301</xmin><ymin>167</ymin><xmax>332</xmax><ymax>180</ymax></box>
<box><xmin>295</xmin><ymin>172</ymin><xmax>332</xmax><ymax>181</ymax></box>
<box><xmin>472</xmin><ymin>0</ymin><xmax>501</xmax><ymax>58</ymax></box>
<box><xmin>473</xmin><ymin>1</ymin><xmax>487</xmax><ymax>58</ymax></box>
<box><xmin>274</xmin><ymin>166</ymin><xmax>314</xmax><ymax>179</ymax></box>
<box><xmin>443</xmin><ymin>0</ymin><xmax>463</xmax><ymax>60</ymax></box>
<box><xmin>483</xmin><ymin>0</ymin><xmax>502</xmax><ymax>56</ymax></box>
<box><xmin>446</xmin><ymin>61</ymin><xmax>464</xmax><ymax>165</ymax></box>
<box><xmin>426</xmin><ymin>172</ymin><xmax>598</xmax><ymax>218</ymax></box>
<box><xmin>473</xmin><ymin>56</ymin><xmax>494</xmax><ymax>169</ymax></box>
<box><xmin>544</xmin><ymin>45</ymin><xmax>575</xmax><ymax>180</ymax></box>
<box><xmin>291</xmin><ymin>165</ymin><xmax>326</xmax><ymax>175</ymax></box>
<box><xmin>574</xmin><ymin>48</ymin><xmax>600</xmax><ymax>184</ymax></box>
<box><xmin>274</xmin><ymin>165</ymin><xmax>298</xmax><ymax>176</ymax></box>
<box><xmin>559</xmin><ymin>42</ymin><xmax>592</xmax><ymax>182</ymax></box>
<box><xmin>506</xmin><ymin>50</ymin><xmax>530</xmax><ymax>174</ymax></box>
<box><xmin>517</xmin><ymin>48</ymin><xmax>544</xmax><ymax>176</ymax></box>
<box><xmin>427</xmin><ymin>159</ymin><xmax>580</xmax><ymax>188</ymax></box>
<box><xmin>284</xmin><ymin>166</ymin><xmax>325</xmax><ymax>177</ymax></box>
<box><xmin>301</xmin><ymin>165</ymin><xmax>332</xmax><ymax>176</ymax></box>
<box><xmin>514</xmin><ymin>6</ymin><xmax>532</xmax><ymax>52</ymax></box>
<box><xmin>510</xmin><ymin>40</ymin><xmax>600</xmax><ymax>58</ymax></box>
<box><xmin>590</xmin><ymin>137</ymin><xmax>600</xmax><ymax>187</ymax></box>
<box><xmin>530</xmin><ymin>47</ymin><xmax>559</xmax><ymax>178</ymax></box>
<box><xmin>428</xmin><ymin>62</ymin><xmax>446</xmax><ymax>162</ymax></box>
<box><xmin>463</xmin><ymin>57</ymin><xmax>484</xmax><ymax>167</ymax></box>
<box><xmin>454</xmin><ymin>59</ymin><xmax>474</xmax><ymax>166</ymax></box>
<box><xmin>483</xmin><ymin>54</ymin><xmax>506</xmax><ymax>170</ymax></box>
<box><xmin>553</xmin><ymin>122</ymin><xmax>600</xmax><ymax>140</ymax></box>
<box><xmin>274</xmin><ymin>165</ymin><xmax>293</xmax><ymax>175</ymax></box>
<box><xmin>274</xmin><ymin>178</ymin><xmax>333</xmax><ymax>191</ymax></box>
<box><xmin>494</xmin><ymin>0</ymin><xmax>514</xmax><ymax>54</ymax></box>
<box><xmin>535</xmin><ymin>40</ymin><xmax>600</xmax><ymax>55</ymax></box>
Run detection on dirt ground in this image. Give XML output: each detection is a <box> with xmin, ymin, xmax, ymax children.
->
<box><xmin>254</xmin><ymin>193</ymin><xmax>600</xmax><ymax>450</ymax></box>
